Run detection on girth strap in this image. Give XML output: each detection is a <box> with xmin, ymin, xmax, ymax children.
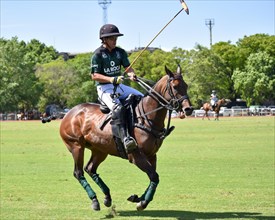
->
<box><xmin>134</xmin><ymin>122</ymin><xmax>174</xmax><ymax>140</ymax></box>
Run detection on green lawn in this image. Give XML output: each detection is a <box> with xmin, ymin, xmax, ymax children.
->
<box><xmin>0</xmin><ymin>116</ymin><xmax>274</xmax><ymax>219</ymax></box>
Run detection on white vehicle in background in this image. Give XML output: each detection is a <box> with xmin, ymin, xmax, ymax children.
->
<box><xmin>267</xmin><ymin>106</ymin><xmax>275</xmax><ymax>115</ymax></box>
<box><xmin>249</xmin><ymin>105</ymin><xmax>261</xmax><ymax>116</ymax></box>
<box><xmin>249</xmin><ymin>105</ymin><xmax>269</xmax><ymax>116</ymax></box>
<box><xmin>231</xmin><ymin>106</ymin><xmax>249</xmax><ymax>116</ymax></box>
<box><xmin>219</xmin><ymin>107</ymin><xmax>231</xmax><ymax>116</ymax></box>
<box><xmin>193</xmin><ymin>109</ymin><xmax>206</xmax><ymax>117</ymax></box>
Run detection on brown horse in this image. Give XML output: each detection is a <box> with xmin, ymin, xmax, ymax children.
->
<box><xmin>59</xmin><ymin>65</ymin><xmax>193</xmax><ymax>211</ymax></box>
<box><xmin>202</xmin><ymin>98</ymin><xmax>226</xmax><ymax>120</ymax></box>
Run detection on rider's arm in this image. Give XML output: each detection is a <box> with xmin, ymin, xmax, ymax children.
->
<box><xmin>91</xmin><ymin>73</ymin><xmax>113</xmax><ymax>83</ymax></box>
<box><xmin>120</xmin><ymin>48</ymin><xmax>137</xmax><ymax>82</ymax></box>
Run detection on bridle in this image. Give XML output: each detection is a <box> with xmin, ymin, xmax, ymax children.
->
<box><xmin>136</xmin><ymin>75</ymin><xmax>189</xmax><ymax>116</ymax></box>
<box><xmin>165</xmin><ymin>75</ymin><xmax>189</xmax><ymax>112</ymax></box>
<box><xmin>135</xmin><ymin>75</ymin><xmax>190</xmax><ymax>139</ymax></box>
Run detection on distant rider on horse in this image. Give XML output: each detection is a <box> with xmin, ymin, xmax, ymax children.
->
<box><xmin>91</xmin><ymin>24</ymin><xmax>143</xmax><ymax>154</ymax></box>
<box><xmin>210</xmin><ymin>90</ymin><xmax>218</xmax><ymax>110</ymax></box>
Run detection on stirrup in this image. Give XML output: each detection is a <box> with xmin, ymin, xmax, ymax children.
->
<box><xmin>123</xmin><ymin>137</ymin><xmax>137</xmax><ymax>154</ymax></box>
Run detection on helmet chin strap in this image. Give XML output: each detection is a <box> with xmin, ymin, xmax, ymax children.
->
<box><xmin>103</xmin><ymin>39</ymin><xmax>113</xmax><ymax>51</ymax></box>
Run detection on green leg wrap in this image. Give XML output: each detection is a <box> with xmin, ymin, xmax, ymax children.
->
<box><xmin>79</xmin><ymin>176</ymin><xmax>96</xmax><ymax>199</ymax></box>
<box><xmin>141</xmin><ymin>181</ymin><xmax>158</xmax><ymax>202</ymax></box>
<box><xmin>91</xmin><ymin>174</ymin><xmax>110</xmax><ymax>195</ymax></box>
<box><xmin>139</xmin><ymin>186</ymin><xmax>149</xmax><ymax>201</ymax></box>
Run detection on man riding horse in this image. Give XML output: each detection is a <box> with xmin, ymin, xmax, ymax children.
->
<box><xmin>210</xmin><ymin>90</ymin><xmax>218</xmax><ymax>110</ymax></box>
<box><xmin>91</xmin><ymin>24</ymin><xmax>144</xmax><ymax>154</ymax></box>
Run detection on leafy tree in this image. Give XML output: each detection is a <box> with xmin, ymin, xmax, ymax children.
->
<box><xmin>0</xmin><ymin>37</ymin><xmax>42</xmax><ymax>112</ymax></box>
<box><xmin>35</xmin><ymin>58</ymin><xmax>77</xmax><ymax>111</ymax></box>
<box><xmin>67</xmin><ymin>53</ymin><xmax>98</xmax><ymax>105</ymax></box>
<box><xmin>129</xmin><ymin>50</ymin><xmax>152</xmax><ymax>79</ymax></box>
<box><xmin>211</xmin><ymin>41</ymin><xmax>241</xmax><ymax>99</ymax></box>
<box><xmin>128</xmin><ymin>50</ymin><xmax>154</xmax><ymax>93</ymax></box>
<box><xmin>236</xmin><ymin>34</ymin><xmax>275</xmax><ymax>70</ymax></box>
<box><xmin>232</xmin><ymin>51</ymin><xmax>275</xmax><ymax>106</ymax></box>
<box><xmin>171</xmin><ymin>47</ymin><xmax>190</xmax><ymax>71</ymax></box>
<box><xmin>25</xmin><ymin>39</ymin><xmax>58</xmax><ymax>65</ymax></box>
<box><xmin>237</xmin><ymin>34</ymin><xmax>275</xmax><ymax>57</ymax></box>
<box><xmin>185</xmin><ymin>45</ymin><xmax>231</xmax><ymax>108</ymax></box>
<box><xmin>150</xmin><ymin>50</ymin><xmax>177</xmax><ymax>80</ymax></box>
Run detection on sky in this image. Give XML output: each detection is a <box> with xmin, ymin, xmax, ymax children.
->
<box><xmin>1</xmin><ymin>0</ymin><xmax>274</xmax><ymax>53</ymax></box>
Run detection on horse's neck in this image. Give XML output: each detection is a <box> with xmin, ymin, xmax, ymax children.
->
<box><xmin>138</xmin><ymin>79</ymin><xmax>168</xmax><ymax>128</ymax></box>
<box><xmin>139</xmin><ymin>95</ymin><xmax>167</xmax><ymax>128</ymax></box>
<box><xmin>217</xmin><ymin>99</ymin><xmax>224</xmax><ymax>107</ymax></box>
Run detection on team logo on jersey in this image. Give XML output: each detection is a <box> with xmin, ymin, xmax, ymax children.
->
<box><xmin>104</xmin><ymin>60</ymin><xmax>120</xmax><ymax>74</ymax></box>
<box><xmin>102</xmin><ymin>52</ymin><xmax>108</xmax><ymax>59</ymax></box>
<box><xmin>110</xmin><ymin>61</ymin><xmax>115</xmax><ymax>67</ymax></box>
<box><xmin>116</xmin><ymin>51</ymin><xmax>121</xmax><ymax>59</ymax></box>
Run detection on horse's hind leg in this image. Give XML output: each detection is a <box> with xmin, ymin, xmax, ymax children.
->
<box><xmin>206</xmin><ymin>111</ymin><xmax>211</xmax><ymax>120</ymax></box>
<box><xmin>84</xmin><ymin>151</ymin><xmax>112</xmax><ymax>208</ymax></box>
<box><xmin>71</xmin><ymin>145</ymin><xmax>100</xmax><ymax>211</ymax></box>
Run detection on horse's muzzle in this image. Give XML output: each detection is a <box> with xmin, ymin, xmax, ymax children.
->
<box><xmin>184</xmin><ymin>107</ymin><xmax>193</xmax><ymax>116</ymax></box>
<box><xmin>179</xmin><ymin>107</ymin><xmax>193</xmax><ymax>118</ymax></box>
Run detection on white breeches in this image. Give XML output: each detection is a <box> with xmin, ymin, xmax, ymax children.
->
<box><xmin>97</xmin><ymin>83</ymin><xmax>143</xmax><ymax>110</ymax></box>
<box><xmin>210</xmin><ymin>98</ymin><xmax>218</xmax><ymax>105</ymax></box>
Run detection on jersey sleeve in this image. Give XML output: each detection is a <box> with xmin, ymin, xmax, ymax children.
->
<box><xmin>120</xmin><ymin>49</ymin><xmax>131</xmax><ymax>68</ymax></box>
<box><xmin>91</xmin><ymin>53</ymin><xmax>102</xmax><ymax>74</ymax></box>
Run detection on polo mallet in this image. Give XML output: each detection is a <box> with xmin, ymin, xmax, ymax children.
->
<box><xmin>125</xmin><ymin>0</ymin><xmax>189</xmax><ymax>73</ymax></box>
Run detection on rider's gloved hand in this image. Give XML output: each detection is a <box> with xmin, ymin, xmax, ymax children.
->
<box><xmin>128</xmin><ymin>72</ymin><xmax>137</xmax><ymax>81</ymax></box>
<box><xmin>110</xmin><ymin>76</ymin><xmax>124</xmax><ymax>85</ymax></box>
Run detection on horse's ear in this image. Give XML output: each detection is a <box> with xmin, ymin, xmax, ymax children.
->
<box><xmin>176</xmin><ymin>64</ymin><xmax>182</xmax><ymax>75</ymax></box>
<box><xmin>165</xmin><ymin>65</ymin><xmax>174</xmax><ymax>78</ymax></box>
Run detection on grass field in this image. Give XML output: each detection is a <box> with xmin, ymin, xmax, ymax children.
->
<box><xmin>0</xmin><ymin>116</ymin><xmax>274</xmax><ymax>220</ymax></box>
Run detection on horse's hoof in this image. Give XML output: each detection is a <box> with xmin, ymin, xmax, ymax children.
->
<box><xmin>91</xmin><ymin>198</ymin><xmax>100</xmax><ymax>211</ymax></box>
<box><xmin>104</xmin><ymin>195</ymin><xmax>112</xmax><ymax>207</ymax></box>
<box><xmin>136</xmin><ymin>200</ymin><xmax>148</xmax><ymax>211</ymax></box>
<box><xmin>127</xmin><ymin>194</ymin><xmax>140</xmax><ymax>203</ymax></box>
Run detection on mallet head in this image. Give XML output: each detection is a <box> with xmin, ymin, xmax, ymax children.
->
<box><xmin>180</xmin><ymin>0</ymin><xmax>189</xmax><ymax>15</ymax></box>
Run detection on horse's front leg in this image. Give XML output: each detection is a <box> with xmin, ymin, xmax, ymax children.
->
<box><xmin>128</xmin><ymin>152</ymin><xmax>159</xmax><ymax>211</ymax></box>
<box><xmin>214</xmin><ymin>111</ymin><xmax>219</xmax><ymax>120</ymax></box>
<box><xmin>84</xmin><ymin>151</ymin><xmax>112</xmax><ymax>208</ymax></box>
<box><xmin>202</xmin><ymin>111</ymin><xmax>205</xmax><ymax>120</ymax></box>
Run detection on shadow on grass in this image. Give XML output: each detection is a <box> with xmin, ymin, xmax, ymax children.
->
<box><xmin>114</xmin><ymin>210</ymin><xmax>274</xmax><ymax>219</ymax></box>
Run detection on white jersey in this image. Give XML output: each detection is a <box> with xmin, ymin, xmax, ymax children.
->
<box><xmin>210</xmin><ymin>93</ymin><xmax>218</xmax><ymax>105</ymax></box>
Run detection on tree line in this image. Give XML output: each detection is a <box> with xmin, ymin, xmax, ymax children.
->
<box><xmin>0</xmin><ymin>34</ymin><xmax>274</xmax><ymax>113</ymax></box>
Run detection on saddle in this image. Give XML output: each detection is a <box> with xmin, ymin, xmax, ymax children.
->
<box><xmin>98</xmin><ymin>94</ymin><xmax>174</xmax><ymax>158</ymax></box>
<box><xmin>98</xmin><ymin>94</ymin><xmax>142</xmax><ymax>158</ymax></box>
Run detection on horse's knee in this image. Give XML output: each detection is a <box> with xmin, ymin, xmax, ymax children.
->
<box><xmin>84</xmin><ymin>166</ymin><xmax>90</xmax><ymax>175</ymax></box>
<box><xmin>149</xmin><ymin>172</ymin><xmax>159</xmax><ymax>184</ymax></box>
<box><xmin>84</xmin><ymin>167</ymin><xmax>97</xmax><ymax>178</ymax></box>
<box><xmin>74</xmin><ymin>170</ymin><xmax>84</xmax><ymax>180</ymax></box>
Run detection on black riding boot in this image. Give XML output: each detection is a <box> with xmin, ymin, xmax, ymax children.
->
<box><xmin>111</xmin><ymin>104</ymin><xmax>137</xmax><ymax>154</ymax></box>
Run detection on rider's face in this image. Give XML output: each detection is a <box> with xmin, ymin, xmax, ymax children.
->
<box><xmin>104</xmin><ymin>36</ymin><xmax>117</xmax><ymax>50</ymax></box>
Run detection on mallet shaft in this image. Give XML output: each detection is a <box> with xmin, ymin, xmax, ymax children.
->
<box><xmin>125</xmin><ymin>0</ymin><xmax>189</xmax><ymax>73</ymax></box>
